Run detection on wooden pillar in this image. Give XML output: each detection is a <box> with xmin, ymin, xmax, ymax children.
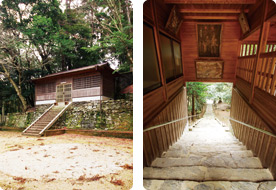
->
<box><xmin>234</xmin><ymin>41</ymin><xmax>242</xmax><ymax>87</ymax></box>
<box><xmin>250</xmin><ymin>0</ymin><xmax>270</xmax><ymax>104</ymax></box>
<box><xmin>152</xmin><ymin>0</ymin><xmax>168</xmax><ymax>102</ymax></box>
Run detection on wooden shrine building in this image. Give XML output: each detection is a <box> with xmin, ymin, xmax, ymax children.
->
<box><xmin>143</xmin><ymin>0</ymin><xmax>276</xmax><ymax>179</ymax></box>
<box><xmin>33</xmin><ymin>63</ymin><xmax>114</xmax><ymax>105</ymax></box>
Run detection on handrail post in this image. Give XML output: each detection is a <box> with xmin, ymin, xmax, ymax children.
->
<box><xmin>250</xmin><ymin>0</ymin><xmax>270</xmax><ymax>104</ymax></box>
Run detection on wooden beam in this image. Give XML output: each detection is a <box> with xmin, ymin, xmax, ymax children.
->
<box><xmin>182</xmin><ymin>15</ymin><xmax>238</xmax><ymax>20</ymax></box>
<box><xmin>240</xmin><ymin>26</ymin><xmax>260</xmax><ymax>41</ymax></box>
<box><xmin>165</xmin><ymin>0</ymin><xmax>256</xmax><ymax>4</ymax></box>
<box><xmin>179</xmin><ymin>9</ymin><xmax>249</xmax><ymax>14</ymax></box>
<box><xmin>250</xmin><ymin>0</ymin><xmax>270</xmax><ymax>104</ymax></box>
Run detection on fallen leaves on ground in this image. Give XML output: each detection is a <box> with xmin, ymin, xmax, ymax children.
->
<box><xmin>110</xmin><ymin>177</ymin><xmax>124</xmax><ymax>186</ymax></box>
<box><xmin>120</xmin><ymin>164</ymin><xmax>133</xmax><ymax>170</ymax></box>
<box><xmin>46</xmin><ymin>178</ymin><xmax>56</xmax><ymax>182</ymax></box>
<box><xmin>13</xmin><ymin>177</ymin><xmax>26</xmax><ymax>184</ymax></box>
<box><xmin>70</xmin><ymin>146</ymin><xmax>78</xmax><ymax>150</ymax></box>
<box><xmin>78</xmin><ymin>174</ymin><xmax>103</xmax><ymax>182</ymax></box>
<box><xmin>10</xmin><ymin>148</ymin><xmax>20</xmax><ymax>151</ymax></box>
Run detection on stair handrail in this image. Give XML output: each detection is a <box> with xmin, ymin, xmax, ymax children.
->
<box><xmin>39</xmin><ymin>102</ymin><xmax>72</xmax><ymax>135</ymax></box>
<box><xmin>143</xmin><ymin>114</ymin><xmax>201</xmax><ymax>132</ymax></box>
<box><xmin>227</xmin><ymin>117</ymin><xmax>276</xmax><ymax>139</ymax></box>
<box><xmin>22</xmin><ymin>104</ymin><xmax>55</xmax><ymax>133</ymax></box>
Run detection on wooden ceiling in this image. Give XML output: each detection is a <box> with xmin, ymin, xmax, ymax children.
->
<box><xmin>164</xmin><ymin>0</ymin><xmax>256</xmax><ymax>21</ymax></box>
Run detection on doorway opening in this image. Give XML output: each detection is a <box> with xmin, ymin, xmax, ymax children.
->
<box><xmin>186</xmin><ymin>82</ymin><xmax>233</xmax><ymax>124</ymax></box>
<box><xmin>56</xmin><ymin>83</ymin><xmax>72</xmax><ymax>103</ymax></box>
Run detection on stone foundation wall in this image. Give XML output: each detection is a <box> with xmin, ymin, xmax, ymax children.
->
<box><xmin>53</xmin><ymin>99</ymin><xmax>133</xmax><ymax>131</ymax></box>
<box><xmin>2</xmin><ymin>99</ymin><xmax>133</xmax><ymax>131</ymax></box>
<box><xmin>3</xmin><ymin>105</ymin><xmax>51</xmax><ymax>128</ymax></box>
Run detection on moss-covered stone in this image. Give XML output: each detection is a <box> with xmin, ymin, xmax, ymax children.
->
<box><xmin>4</xmin><ymin>104</ymin><xmax>51</xmax><ymax>128</ymax></box>
<box><xmin>3</xmin><ymin>99</ymin><xmax>133</xmax><ymax>132</ymax></box>
<box><xmin>53</xmin><ymin>99</ymin><xmax>133</xmax><ymax>131</ymax></box>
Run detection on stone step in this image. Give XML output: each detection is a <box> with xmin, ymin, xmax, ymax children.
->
<box><xmin>190</xmin><ymin>127</ymin><xmax>229</xmax><ymax>131</ymax></box>
<box><xmin>174</xmin><ymin>141</ymin><xmax>243</xmax><ymax>146</ymax></box>
<box><xmin>174</xmin><ymin>142</ymin><xmax>243</xmax><ymax>147</ymax></box>
<box><xmin>177</xmin><ymin>140</ymin><xmax>240</xmax><ymax>145</ymax></box>
<box><xmin>182</xmin><ymin>133</ymin><xmax>235</xmax><ymax>139</ymax></box>
<box><xmin>162</xmin><ymin>150</ymin><xmax>253</xmax><ymax>158</ymax></box>
<box><xmin>151</xmin><ymin>156</ymin><xmax>263</xmax><ymax>169</ymax></box>
<box><xmin>22</xmin><ymin>133</ymin><xmax>41</xmax><ymax>136</ymax></box>
<box><xmin>143</xmin><ymin>180</ymin><xmax>276</xmax><ymax>190</ymax></box>
<box><xmin>143</xmin><ymin>166</ymin><xmax>274</xmax><ymax>182</ymax></box>
<box><xmin>169</xmin><ymin>144</ymin><xmax>247</xmax><ymax>152</ymax></box>
<box><xmin>26</xmin><ymin>128</ymin><xmax>41</xmax><ymax>131</ymax></box>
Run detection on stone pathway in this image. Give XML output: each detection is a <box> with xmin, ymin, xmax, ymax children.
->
<box><xmin>144</xmin><ymin>104</ymin><xmax>276</xmax><ymax>190</ymax></box>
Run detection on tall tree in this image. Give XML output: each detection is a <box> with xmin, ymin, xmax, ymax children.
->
<box><xmin>0</xmin><ymin>0</ymin><xmax>133</xmax><ymax>112</ymax></box>
<box><xmin>84</xmin><ymin>0</ymin><xmax>133</xmax><ymax>72</ymax></box>
<box><xmin>186</xmin><ymin>82</ymin><xmax>208</xmax><ymax>116</ymax></box>
<box><xmin>0</xmin><ymin>27</ymin><xmax>37</xmax><ymax>111</ymax></box>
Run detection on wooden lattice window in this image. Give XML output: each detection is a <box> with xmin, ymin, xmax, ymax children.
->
<box><xmin>38</xmin><ymin>82</ymin><xmax>56</xmax><ymax>94</ymax></box>
<box><xmin>73</xmin><ymin>75</ymin><xmax>101</xmax><ymax>90</ymax></box>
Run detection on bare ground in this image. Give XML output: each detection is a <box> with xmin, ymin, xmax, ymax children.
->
<box><xmin>0</xmin><ymin>131</ymin><xmax>133</xmax><ymax>190</ymax></box>
<box><xmin>213</xmin><ymin>103</ymin><xmax>231</xmax><ymax>127</ymax></box>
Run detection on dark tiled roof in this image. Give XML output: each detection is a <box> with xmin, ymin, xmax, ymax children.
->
<box><xmin>33</xmin><ymin>63</ymin><xmax>111</xmax><ymax>81</ymax></box>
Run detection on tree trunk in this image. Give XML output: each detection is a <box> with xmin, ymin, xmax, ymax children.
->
<box><xmin>125</xmin><ymin>0</ymin><xmax>131</xmax><ymax>26</ymax></box>
<box><xmin>8</xmin><ymin>77</ymin><xmax>28</xmax><ymax>112</ymax></box>
<box><xmin>192</xmin><ymin>93</ymin><xmax>195</xmax><ymax>121</ymax></box>
<box><xmin>44</xmin><ymin>60</ymin><xmax>52</xmax><ymax>74</ymax></box>
<box><xmin>66</xmin><ymin>0</ymin><xmax>71</xmax><ymax>9</ymax></box>
<box><xmin>1</xmin><ymin>65</ymin><xmax>28</xmax><ymax>112</ymax></box>
<box><xmin>61</xmin><ymin>54</ymin><xmax>66</xmax><ymax>71</ymax></box>
<box><xmin>1</xmin><ymin>102</ymin><xmax>4</xmax><ymax>123</ymax></box>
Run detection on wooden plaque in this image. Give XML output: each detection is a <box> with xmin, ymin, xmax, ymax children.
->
<box><xmin>239</xmin><ymin>12</ymin><xmax>250</xmax><ymax>35</ymax></box>
<box><xmin>165</xmin><ymin>6</ymin><xmax>183</xmax><ymax>35</ymax></box>
<box><xmin>195</xmin><ymin>60</ymin><xmax>224</xmax><ymax>79</ymax></box>
<box><xmin>197</xmin><ymin>23</ymin><xmax>222</xmax><ymax>58</ymax></box>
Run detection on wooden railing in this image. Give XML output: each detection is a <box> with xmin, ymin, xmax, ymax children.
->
<box><xmin>255</xmin><ymin>52</ymin><xmax>276</xmax><ymax>96</ymax></box>
<box><xmin>39</xmin><ymin>102</ymin><xmax>72</xmax><ymax>135</ymax></box>
<box><xmin>22</xmin><ymin>104</ymin><xmax>54</xmax><ymax>134</ymax></box>
<box><xmin>236</xmin><ymin>55</ymin><xmax>255</xmax><ymax>82</ymax></box>
<box><xmin>240</xmin><ymin>43</ymin><xmax>257</xmax><ymax>57</ymax></box>
<box><xmin>237</xmin><ymin>51</ymin><xmax>276</xmax><ymax>97</ymax></box>
<box><xmin>239</xmin><ymin>42</ymin><xmax>276</xmax><ymax>57</ymax></box>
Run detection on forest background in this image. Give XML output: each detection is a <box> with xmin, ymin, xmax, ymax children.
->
<box><xmin>0</xmin><ymin>0</ymin><xmax>133</xmax><ymax>113</ymax></box>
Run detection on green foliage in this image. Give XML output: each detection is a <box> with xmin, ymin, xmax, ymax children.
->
<box><xmin>84</xmin><ymin>0</ymin><xmax>133</xmax><ymax>73</ymax></box>
<box><xmin>207</xmin><ymin>83</ymin><xmax>233</xmax><ymax>104</ymax></box>
<box><xmin>186</xmin><ymin>82</ymin><xmax>208</xmax><ymax>114</ymax></box>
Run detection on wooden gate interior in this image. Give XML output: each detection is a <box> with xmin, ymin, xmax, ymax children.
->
<box><xmin>143</xmin><ymin>0</ymin><xmax>276</xmax><ymax>178</ymax></box>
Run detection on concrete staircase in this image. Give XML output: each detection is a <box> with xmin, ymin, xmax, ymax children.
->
<box><xmin>22</xmin><ymin>103</ymin><xmax>71</xmax><ymax>136</ymax></box>
<box><xmin>144</xmin><ymin>105</ymin><xmax>276</xmax><ymax>190</ymax></box>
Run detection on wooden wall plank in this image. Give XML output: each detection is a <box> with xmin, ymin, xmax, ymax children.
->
<box><xmin>231</xmin><ymin>88</ymin><xmax>276</xmax><ymax>178</ymax></box>
<box><xmin>181</xmin><ymin>21</ymin><xmax>240</xmax><ymax>82</ymax></box>
<box><xmin>143</xmin><ymin>87</ymin><xmax>188</xmax><ymax>167</ymax></box>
